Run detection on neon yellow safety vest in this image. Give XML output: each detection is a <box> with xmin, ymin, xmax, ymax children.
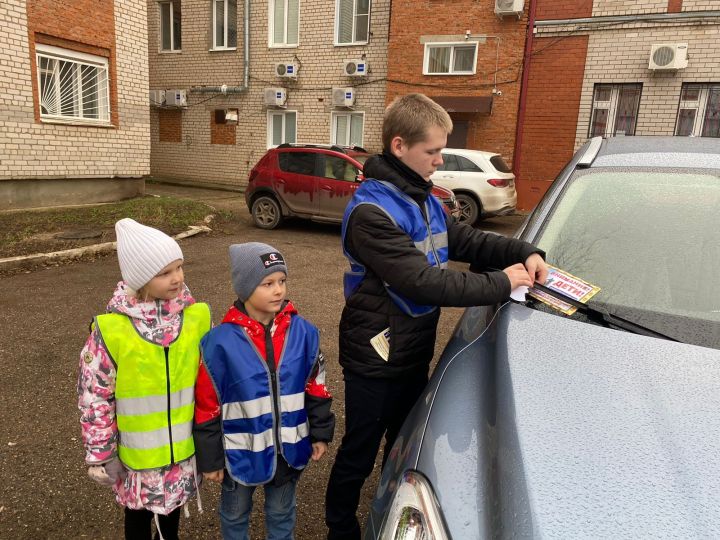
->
<box><xmin>95</xmin><ymin>302</ymin><xmax>211</xmax><ymax>471</ymax></box>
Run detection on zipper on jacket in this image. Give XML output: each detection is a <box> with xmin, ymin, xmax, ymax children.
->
<box><xmin>422</xmin><ymin>201</ymin><xmax>442</xmax><ymax>267</ymax></box>
<box><xmin>264</xmin><ymin>323</ymin><xmax>283</xmax><ymax>460</ymax></box>
<box><xmin>164</xmin><ymin>346</ymin><xmax>175</xmax><ymax>464</ymax></box>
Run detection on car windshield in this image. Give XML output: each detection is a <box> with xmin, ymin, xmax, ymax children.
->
<box><xmin>533</xmin><ymin>168</ymin><xmax>720</xmax><ymax>348</ymax></box>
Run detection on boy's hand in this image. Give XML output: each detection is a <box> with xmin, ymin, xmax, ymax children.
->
<box><xmin>503</xmin><ymin>263</ymin><xmax>533</xmax><ymax>290</ymax></box>
<box><xmin>203</xmin><ymin>469</ymin><xmax>224</xmax><ymax>483</ymax></box>
<box><xmin>311</xmin><ymin>442</ymin><xmax>328</xmax><ymax>461</ymax></box>
<box><xmin>524</xmin><ymin>253</ymin><xmax>548</xmax><ymax>286</ymax></box>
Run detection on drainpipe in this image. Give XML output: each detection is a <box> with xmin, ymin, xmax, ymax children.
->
<box><xmin>512</xmin><ymin>0</ymin><xmax>537</xmax><ymax>183</ymax></box>
<box><xmin>192</xmin><ymin>0</ymin><xmax>250</xmax><ymax>94</ymax></box>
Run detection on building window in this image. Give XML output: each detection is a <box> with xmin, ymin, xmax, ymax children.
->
<box><xmin>35</xmin><ymin>44</ymin><xmax>110</xmax><ymax>124</ymax></box>
<box><xmin>160</xmin><ymin>0</ymin><xmax>182</xmax><ymax>51</ymax></box>
<box><xmin>331</xmin><ymin>112</ymin><xmax>364</xmax><ymax>147</ymax></box>
<box><xmin>589</xmin><ymin>83</ymin><xmax>642</xmax><ymax>138</ymax></box>
<box><xmin>336</xmin><ymin>0</ymin><xmax>369</xmax><ymax>45</ymax></box>
<box><xmin>212</xmin><ymin>0</ymin><xmax>237</xmax><ymax>50</ymax></box>
<box><xmin>270</xmin><ymin>0</ymin><xmax>299</xmax><ymax>47</ymax></box>
<box><xmin>675</xmin><ymin>83</ymin><xmax>720</xmax><ymax>138</ymax></box>
<box><xmin>267</xmin><ymin>110</ymin><xmax>297</xmax><ymax>147</ymax></box>
<box><xmin>212</xmin><ymin>109</ymin><xmax>237</xmax><ymax>144</ymax></box>
<box><xmin>423</xmin><ymin>43</ymin><xmax>477</xmax><ymax>75</ymax></box>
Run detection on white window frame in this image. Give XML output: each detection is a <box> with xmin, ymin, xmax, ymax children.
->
<box><xmin>35</xmin><ymin>44</ymin><xmax>111</xmax><ymax>125</ymax></box>
<box><xmin>331</xmin><ymin>111</ymin><xmax>364</xmax><ymax>147</ymax></box>
<box><xmin>267</xmin><ymin>110</ymin><xmax>297</xmax><ymax>148</ymax></box>
<box><xmin>588</xmin><ymin>83</ymin><xmax>642</xmax><ymax>138</ymax></box>
<box><xmin>335</xmin><ymin>0</ymin><xmax>370</xmax><ymax>46</ymax></box>
<box><xmin>674</xmin><ymin>83</ymin><xmax>720</xmax><ymax>137</ymax></box>
<box><xmin>211</xmin><ymin>0</ymin><xmax>237</xmax><ymax>51</ymax></box>
<box><xmin>269</xmin><ymin>0</ymin><xmax>299</xmax><ymax>48</ymax></box>
<box><xmin>423</xmin><ymin>42</ymin><xmax>478</xmax><ymax>75</ymax></box>
<box><xmin>159</xmin><ymin>0</ymin><xmax>182</xmax><ymax>53</ymax></box>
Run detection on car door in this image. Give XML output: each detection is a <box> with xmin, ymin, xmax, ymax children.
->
<box><xmin>432</xmin><ymin>153</ymin><xmax>465</xmax><ymax>190</ymax></box>
<box><xmin>316</xmin><ymin>154</ymin><xmax>362</xmax><ymax>220</ymax></box>
<box><xmin>275</xmin><ymin>150</ymin><xmax>320</xmax><ymax>216</ymax></box>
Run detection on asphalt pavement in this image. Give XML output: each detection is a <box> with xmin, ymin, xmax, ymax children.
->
<box><xmin>0</xmin><ymin>181</ymin><xmax>525</xmax><ymax>539</ymax></box>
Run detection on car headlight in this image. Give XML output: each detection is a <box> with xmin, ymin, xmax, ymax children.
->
<box><xmin>378</xmin><ymin>471</ymin><xmax>450</xmax><ymax>540</ymax></box>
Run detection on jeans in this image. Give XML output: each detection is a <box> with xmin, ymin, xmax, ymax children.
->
<box><xmin>325</xmin><ymin>370</ymin><xmax>428</xmax><ymax>539</ymax></box>
<box><xmin>220</xmin><ymin>473</ymin><xmax>298</xmax><ymax>540</ymax></box>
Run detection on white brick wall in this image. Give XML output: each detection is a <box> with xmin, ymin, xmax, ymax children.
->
<box><xmin>593</xmin><ymin>0</ymin><xmax>668</xmax><ymax>17</ymax></box>
<box><xmin>148</xmin><ymin>0</ymin><xmax>388</xmax><ymax>188</ymax></box>
<box><xmin>0</xmin><ymin>0</ymin><xmax>150</xmax><ymax>181</ymax></box>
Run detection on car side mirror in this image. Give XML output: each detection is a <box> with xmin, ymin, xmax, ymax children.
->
<box><xmin>355</xmin><ymin>173</ymin><xmax>365</xmax><ymax>183</ymax></box>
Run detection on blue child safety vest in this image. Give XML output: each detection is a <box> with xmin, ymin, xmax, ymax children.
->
<box><xmin>200</xmin><ymin>316</ymin><xmax>319</xmax><ymax>485</ymax></box>
<box><xmin>341</xmin><ymin>179</ymin><xmax>449</xmax><ymax>317</ymax></box>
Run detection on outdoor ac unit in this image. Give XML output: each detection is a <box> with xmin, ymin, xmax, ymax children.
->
<box><xmin>149</xmin><ymin>89</ymin><xmax>166</xmax><ymax>107</ymax></box>
<box><xmin>494</xmin><ymin>0</ymin><xmax>524</xmax><ymax>18</ymax></box>
<box><xmin>343</xmin><ymin>60</ymin><xmax>368</xmax><ymax>77</ymax></box>
<box><xmin>263</xmin><ymin>87</ymin><xmax>287</xmax><ymax>107</ymax></box>
<box><xmin>165</xmin><ymin>89</ymin><xmax>187</xmax><ymax>107</ymax></box>
<box><xmin>332</xmin><ymin>87</ymin><xmax>355</xmax><ymax>108</ymax></box>
<box><xmin>649</xmin><ymin>43</ymin><xmax>688</xmax><ymax>70</ymax></box>
<box><xmin>275</xmin><ymin>62</ymin><xmax>298</xmax><ymax>78</ymax></box>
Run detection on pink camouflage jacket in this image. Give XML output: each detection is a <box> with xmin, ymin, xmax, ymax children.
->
<box><xmin>77</xmin><ymin>282</ymin><xmax>202</xmax><ymax>515</ymax></box>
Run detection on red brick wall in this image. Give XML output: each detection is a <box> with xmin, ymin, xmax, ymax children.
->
<box><xmin>667</xmin><ymin>0</ymin><xmax>683</xmax><ymax>13</ymax></box>
<box><xmin>516</xmin><ymin>35</ymin><xmax>588</xmax><ymax>210</ymax></box>
<box><xmin>211</xmin><ymin>110</ymin><xmax>237</xmax><ymax>145</ymax></box>
<box><xmin>26</xmin><ymin>0</ymin><xmax>118</xmax><ymax>126</ymax></box>
<box><xmin>159</xmin><ymin>109</ymin><xmax>183</xmax><ymax>143</ymax></box>
<box><xmin>386</xmin><ymin>0</ymin><xmax>528</xmax><ymax>166</ymax></box>
<box><xmin>535</xmin><ymin>0</ymin><xmax>593</xmax><ymax>20</ymax></box>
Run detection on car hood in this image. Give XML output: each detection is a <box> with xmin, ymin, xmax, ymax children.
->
<box><xmin>419</xmin><ymin>302</ymin><xmax>720</xmax><ymax>539</ymax></box>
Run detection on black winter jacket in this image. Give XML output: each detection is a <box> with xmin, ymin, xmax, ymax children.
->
<box><xmin>339</xmin><ymin>152</ymin><xmax>543</xmax><ymax>378</ymax></box>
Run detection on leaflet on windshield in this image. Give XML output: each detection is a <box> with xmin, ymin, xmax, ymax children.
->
<box><xmin>528</xmin><ymin>265</ymin><xmax>601</xmax><ymax>315</ymax></box>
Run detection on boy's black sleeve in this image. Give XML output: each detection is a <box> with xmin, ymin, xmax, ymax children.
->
<box><xmin>193</xmin><ymin>417</ymin><xmax>225</xmax><ymax>473</ymax></box>
<box><xmin>305</xmin><ymin>349</ymin><xmax>335</xmax><ymax>443</ymax></box>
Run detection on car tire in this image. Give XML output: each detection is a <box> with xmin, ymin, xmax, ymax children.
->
<box><xmin>455</xmin><ymin>193</ymin><xmax>481</xmax><ymax>225</ymax></box>
<box><xmin>251</xmin><ymin>195</ymin><xmax>284</xmax><ymax>229</ymax></box>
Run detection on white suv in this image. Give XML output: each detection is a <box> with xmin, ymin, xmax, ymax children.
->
<box><xmin>430</xmin><ymin>148</ymin><xmax>517</xmax><ymax>225</ymax></box>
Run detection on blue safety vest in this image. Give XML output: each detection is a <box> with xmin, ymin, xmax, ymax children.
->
<box><xmin>200</xmin><ymin>316</ymin><xmax>319</xmax><ymax>485</ymax></box>
<box><xmin>341</xmin><ymin>179</ymin><xmax>449</xmax><ymax>317</ymax></box>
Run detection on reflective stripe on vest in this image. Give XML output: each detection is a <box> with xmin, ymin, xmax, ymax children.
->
<box><xmin>201</xmin><ymin>316</ymin><xmax>318</xmax><ymax>486</ymax></box>
<box><xmin>95</xmin><ymin>302</ymin><xmax>211</xmax><ymax>471</ymax></box>
<box><xmin>341</xmin><ymin>179</ymin><xmax>449</xmax><ymax>317</ymax></box>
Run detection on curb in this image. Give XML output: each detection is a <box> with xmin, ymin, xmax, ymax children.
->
<box><xmin>0</xmin><ymin>218</ymin><xmax>214</xmax><ymax>273</ymax></box>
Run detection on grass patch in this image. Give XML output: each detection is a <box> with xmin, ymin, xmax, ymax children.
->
<box><xmin>0</xmin><ymin>196</ymin><xmax>218</xmax><ymax>258</ymax></box>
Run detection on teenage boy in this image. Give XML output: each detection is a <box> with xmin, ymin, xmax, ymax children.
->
<box><xmin>325</xmin><ymin>93</ymin><xmax>547</xmax><ymax>539</ymax></box>
<box><xmin>194</xmin><ymin>242</ymin><xmax>335</xmax><ymax>539</ymax></box>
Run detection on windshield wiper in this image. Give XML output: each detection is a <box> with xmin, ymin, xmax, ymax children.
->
<box><xmin>529</xmin><ymin>282</ymin><xmax>681</xmax><ymax>343</ymax></box>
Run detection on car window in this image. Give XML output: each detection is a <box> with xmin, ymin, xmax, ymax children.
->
<box><xmin>323</xmin><ymin>155</ymin><xmax>358</xmax><ymax>182</ymax></box>
<box><xmin>533</xmin><ymin>169</ymin><xmax>720</xmax><ymax>344</ymax></box>
<box><xmin>490</xmin><ymin>155</ymin><xmax>511</xmax><ymax>173</ymax></box>
<box><xmin>457</xmin><ymin>155</ymin><xmax>484</xmax><ymax>173</ymax></box>
<box><xmin>438</xmin><ymin>153</ymin><xmax>460</xmax><ymax>172</ymax></box>
<box><xmin>278</xmin><ymin>152</ymin><xmax>317</xmax><ymax>176</ymax></box>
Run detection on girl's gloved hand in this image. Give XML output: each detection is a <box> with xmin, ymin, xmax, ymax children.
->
<box><xmin>88</xmin><ymin>458</ymin><xmax>126</xmax><ymax>486</ymax></box>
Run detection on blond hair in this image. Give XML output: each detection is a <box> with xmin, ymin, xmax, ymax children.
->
<box><xmin>382</xmin><ymin>94</ymin><xmax>453</xmax><ymax>150</ymax></box>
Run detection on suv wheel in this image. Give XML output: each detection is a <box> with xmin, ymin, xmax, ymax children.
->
<box><xmin>455</xmin><ymin>193</ymin><xmax>481</xmax><ymax>225</ymax></box>
<box><xmin>251</xmin><ymin>195</ymin><xmax>284</xmax><ymax>229</ymax></box>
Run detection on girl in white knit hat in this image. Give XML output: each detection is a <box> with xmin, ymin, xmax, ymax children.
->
<box><xmin>77</xmin><ymin>218</ymin><xmax>211</xmax><ymax>540</ymax></box>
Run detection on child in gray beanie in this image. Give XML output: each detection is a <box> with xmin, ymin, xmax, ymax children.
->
<box><xmin>193</xmin><ymin>242</ymin><xmax>335</xmax><ymax>539</ymax></box>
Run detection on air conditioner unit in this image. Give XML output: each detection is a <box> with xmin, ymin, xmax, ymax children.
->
<box><xmin>649</xmin><ymin>43</ymin><xmax>688</xmax><ymax>70</ymax></box>
<box><xmin>263</xmin><ymin>87</ymin><xmax>287</xmax><ymax>107</ymax></box>
<box><xmin>494</xmin><ymin>0</ymin><xmax>524</xmax><ymax>18</ymax></box>
<box><xmin>343</xmin><ymin>60</ymin><xmax>368</xmax><ymax>77</ymax></box>
<box><xmin>332</xmin><ymin>87</ymin><xmax>355</xmax><ymax>108</ymax></box>
<box><xmin>165</xmin><ymin>89</ymin><xmax>187</xmax><ymax>107</ymax></box>
<box><xmin>149</xmin><ymin>89</ymin><xmax>166</xmax><ymax>107</ymax></box>
<box><xmin>275</xmin><ymin>62</ymin><xmax>298</xmax><ymax>79</ymax></box>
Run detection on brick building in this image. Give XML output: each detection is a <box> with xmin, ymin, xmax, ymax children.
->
<box><xmin>517</xmin><ymin>0</ymin><xmax>720</xmax><ymax>209</ymax></box>
<box><xmin>385</xmin><ymin>0</ymin><xmax>528</xmax><ymax>169</ymax></box>
<box><xmin>0</xmin><ymin>0</ymin><xmax>150</xmax><ymax>209</ymax></box>
<box><xmin>148</xmin><ymin>0</ymin><xmax>389</xmax><ymax>188</ymax></box>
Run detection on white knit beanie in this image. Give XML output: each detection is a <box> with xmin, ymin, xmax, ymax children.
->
<box><xmin>115</xmin><ymin>218</ymin><xmax>184</xmax><ymax>291</ymax></box>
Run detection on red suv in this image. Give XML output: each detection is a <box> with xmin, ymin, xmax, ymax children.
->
<box><xmin>245</xmin><ymin>144</ymin><xmax>458</xmax><ymax>229</ymax></box>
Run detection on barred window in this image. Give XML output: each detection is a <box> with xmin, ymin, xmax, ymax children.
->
<box><xmin>675</xmin><ymin>83</ymin><xmax>720</xmax><ymax>138</ymax></box>
<box><xmin>36</xmin><ymin>44</ymin><xmax>110</xmax><ymax>124</ymax></box>
<box><xmin>589</xmin><ymin>83</ymin><xmax>642</xmax><ymax>138</ymax></box>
